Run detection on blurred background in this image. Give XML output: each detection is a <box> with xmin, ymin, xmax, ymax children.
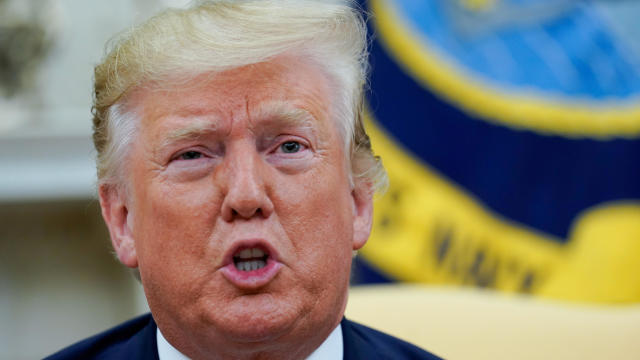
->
<box><xmin>0</xmin><ymin>1</ymin><xmax>187</xmax><ymax>359</ymax></box>
<box><xmin>352</xmin><ymin>0</ymin><xmax>640</xmax><ymax>302</ymax></box>
<box><xmin>1</xmin><ymin>0</ymin><xmax>639</xmax><ymax>359</ymax></box>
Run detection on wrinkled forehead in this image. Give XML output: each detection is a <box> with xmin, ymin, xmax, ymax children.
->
<box><xmin>126</xmin><ymin>55</ymin><xmax>339</xmax><ymax>138</ymax></box>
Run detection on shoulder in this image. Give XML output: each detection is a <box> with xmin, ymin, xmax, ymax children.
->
<box><xmin>44</xmin><ymin>313</ymin><xmax>159</xmax><ymax>360</ymax></box>
<box><xmin>341</xmin><ymin>318</ymin><xmax>443</xmax><ymax>360</ymax></box>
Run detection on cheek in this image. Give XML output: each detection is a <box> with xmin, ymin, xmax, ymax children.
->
<box><xmin>276</xmin><ymin>171</ymin><xmax>354</xmax><ymax>275</ymax></box>
<box><xmin>133</xmin><ymin>179</ymin><xmax>222</xmax><ymax>273</ymax></box>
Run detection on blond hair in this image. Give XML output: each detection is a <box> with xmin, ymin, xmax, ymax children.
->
<box><xmin>92</xmin><ymin>0</ymin><xmax>386</xmax><ymax>192</ymax></box>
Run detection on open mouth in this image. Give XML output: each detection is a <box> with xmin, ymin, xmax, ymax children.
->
<box><xmin>221</xmin><ymin>242</ymin><xmax>281</xmax><ymax>289</ymax></box>
<box><xmin>233</xmin><ymin>247</ymin><xmax>269</xmax><ymax>272</ymax></box>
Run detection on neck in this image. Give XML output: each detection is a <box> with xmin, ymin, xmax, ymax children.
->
<box><xmin>159</xmin><ymin>317</ymin><xmax>341</xmax><ymax>360</ymax></box>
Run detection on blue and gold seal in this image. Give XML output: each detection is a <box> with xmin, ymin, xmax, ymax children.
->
<box><xmin>355</xmin><ymin>0</ymin><xmax>640</xmax><ymax>303</ymax></box>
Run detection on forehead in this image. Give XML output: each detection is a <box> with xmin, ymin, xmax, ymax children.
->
<box><xmin>131</xmin><ymin>55</ymin><xmax>334</xmax><ymax>134</ymax></box>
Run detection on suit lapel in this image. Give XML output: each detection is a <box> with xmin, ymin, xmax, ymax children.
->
<box><xmin>115</xmin><ymin>314</ymin><xmax>160</xmax><ymax>360</ymax></box>
<box><xmin>341</xmin><ymin>317</ymin><xmax>376</xmax><ymax>360</ymax></box>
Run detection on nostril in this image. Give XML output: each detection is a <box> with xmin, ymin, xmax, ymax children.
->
<box><xmin>230</xmin><ymin>207</ymin><xmax>263</xmax><ymax>219</ymax></box>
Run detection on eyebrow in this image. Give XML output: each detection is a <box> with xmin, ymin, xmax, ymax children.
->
<box><xmin>161</xmin><ymin>119</ymin><xmax>220</xmax><ymax>148</ymax></box>
<box><xmin>252</xmin><ymin>102</ymin><xmax>318</xmax><ymax>134</ymax></box>
<box><xmin>161</xmin><ymin>101</ymin><xmax>319</xmax><ymax>148</ymax></box>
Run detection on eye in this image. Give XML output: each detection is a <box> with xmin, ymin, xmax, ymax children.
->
<box><xmin>178</xmin><ymin>151</ymin><xmax>203</xmax><ymax>160</ymax></box>
<box><xmin>280</xmin><ymin>141</ymin><xmax>301</xmax><ymax>154</ymax></box>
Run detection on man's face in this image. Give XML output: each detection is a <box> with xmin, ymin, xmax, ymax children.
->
<box><xmin>101</xmin><ymin>56</ymin><xmax>372</xmax><ymax>356</ymax></box>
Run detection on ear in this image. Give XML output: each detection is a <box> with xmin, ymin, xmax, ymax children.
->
<box><xmin>98</xmin><ymin>184</ymin><xmax>138</xmax><ymax>268</ymax></box>
<box><xmin>351</xmin><ymin>182</ymin><xmax>374</xmax><ymax>251</ymax></box>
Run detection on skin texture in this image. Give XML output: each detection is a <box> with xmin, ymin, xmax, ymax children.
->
<box><xmin>99</xmin><ymin>55</ymin><xmax>373</xmax><ymax>360</ymax></box>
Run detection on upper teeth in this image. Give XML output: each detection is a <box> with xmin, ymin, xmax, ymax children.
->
<box><xmin>237</xmin><ymin>248</ymin><xmax>265</xmax><ymax>259</ymax></box>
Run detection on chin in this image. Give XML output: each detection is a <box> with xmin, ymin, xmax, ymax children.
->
<box><xmin>198</xmin><ymin>292</ymin><xmax>305</xmax><ymax>343</ymax></box>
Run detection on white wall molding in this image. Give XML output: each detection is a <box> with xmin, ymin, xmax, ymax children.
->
<box><xmin>0</xmin><ymin>132</ymin><xmax>96</xmax><ymax>201</ymax></box>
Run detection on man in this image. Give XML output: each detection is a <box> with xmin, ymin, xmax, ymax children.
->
<box><xmin>47</xmin><ymin>1</ymin><xmax>440</xmax><ymax>359</ymax></box>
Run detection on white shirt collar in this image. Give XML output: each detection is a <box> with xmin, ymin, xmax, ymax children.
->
<box><xmin>157</xmin><ymin>323</ymin><xmax>343</xmax><ymax>360</ymax></box>
<box><xmin>305</xmin><ymin>323</ymin><xmax>343</xmax><ymax>360</ymax></box>
<box><xmin>157</xmin><ymin>327</ymin><xmax>189</xmax><ymax>360</ymax></box>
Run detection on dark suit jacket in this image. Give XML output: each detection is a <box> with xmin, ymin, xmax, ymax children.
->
<box><xmin>45</xmin><ymin>313</ymin><xmax>442</xmax><ymax>359</ymax></box>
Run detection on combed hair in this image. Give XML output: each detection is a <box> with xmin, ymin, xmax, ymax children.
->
<box><xmin>93</xmin><ymin>0</ymin><xmax>387</xmax><ymax>192</ymax></box>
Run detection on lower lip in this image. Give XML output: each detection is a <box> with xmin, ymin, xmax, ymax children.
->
<box><xmin>220</xmin><ymin>257</ymin><xmax>282</xmax><ymax>289</ymax></box>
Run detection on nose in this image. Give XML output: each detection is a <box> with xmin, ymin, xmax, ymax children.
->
<box><xmin>219</xmin><ymin>144</ymin><xmax>274</xmax><ymax>222</ymax></box>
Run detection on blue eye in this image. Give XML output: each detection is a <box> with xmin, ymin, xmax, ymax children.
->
<box><xmin>179</xmin><ymin>151</ymin><xmax>203</xmax><ymax>160</ymax></box>
<box><xmin>280</xmin><ymin>141</ymin><xmax>301</xmax><ymax>153</ymax></box>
